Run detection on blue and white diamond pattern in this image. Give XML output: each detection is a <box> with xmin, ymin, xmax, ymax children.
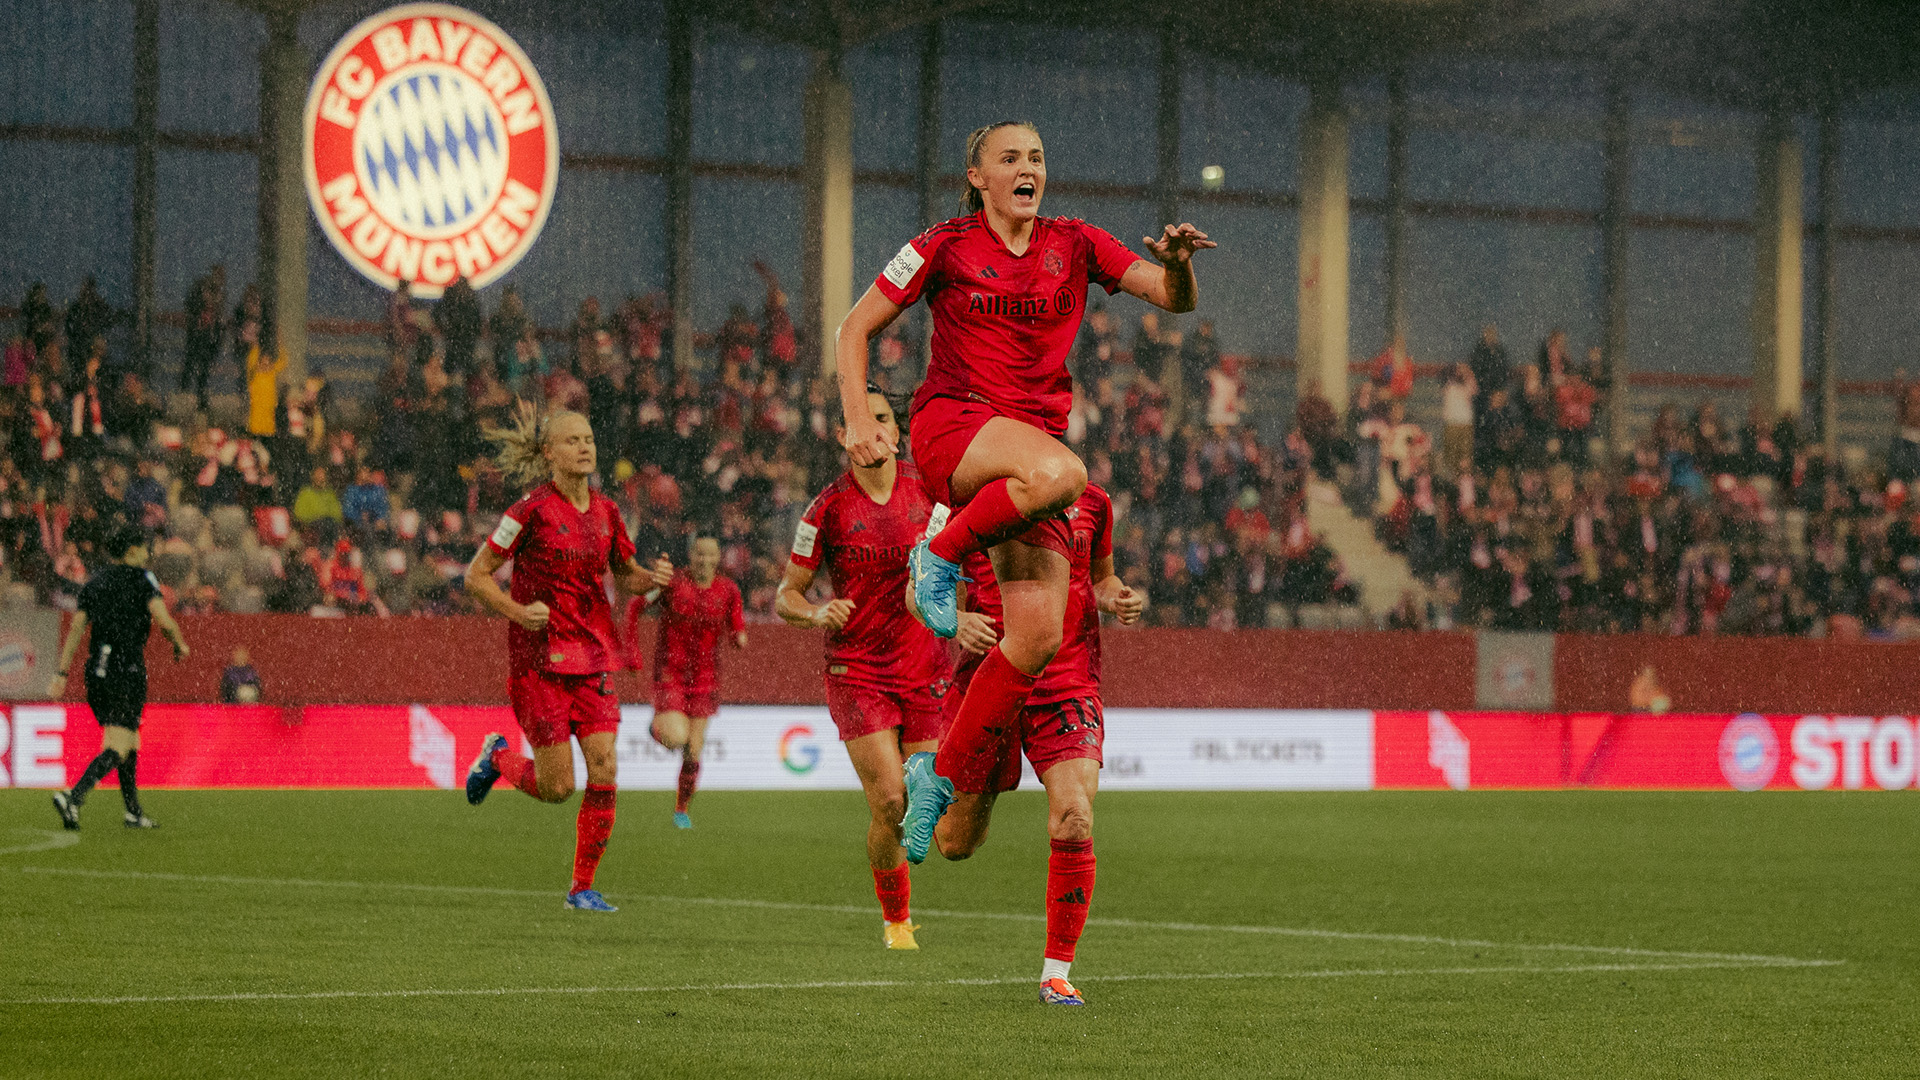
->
<box><xmin>353</xmin><ymin>66</ymin><xmax>508</xmax><ymax>240</ymax></box>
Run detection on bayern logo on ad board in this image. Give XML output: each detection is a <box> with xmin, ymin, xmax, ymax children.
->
<box><xmin>303</xmin><ymin>3</ymin><xmax>558</xmax><ymax>298</ymax></box>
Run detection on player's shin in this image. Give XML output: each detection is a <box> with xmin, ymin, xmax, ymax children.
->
<box><xmin>116</xmin><ymin>750</ymin><xmax>141</xmax><ymax>816</ymax></box>
<box><xmin>1044</xmin><ymin>837</ymin><xmax>1096</xmax><ymax>971</ymax></box>
<box><xmin>570</xmin><ymin>784</ymin><xmax>617</xmax><ymax>894</ymax></box>
<box><xmin>675</xmin><ymin>759</ymin><xmax>701</xmax><ymax>813</ymax></box>
<box><xmin>933</xmin><ymin>648</ymin><xmax>1035</xmax><ymax>791</ymax></box>
<box><xmin>68</xmin><ymin>749</ymin><xmax>122</xmax><ymax>804</ymax></box>
<box><xmin>872</xmin><ymin>864</ymin><xmax>911</xmax><ymax>924</ymax></box>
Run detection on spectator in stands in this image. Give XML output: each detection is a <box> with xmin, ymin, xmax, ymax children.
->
<box><xmin>342</xmin><ymin>465</ymin><xmax>391</xmax><ymax>535</ymax></box>
<box><xmin>1890</xmin><ymin>370</ymin><xmax>1920</xmax><ymax>483</ymax></box>
<box><xmin>64</xmin><ymin>277</ymin><xmax>113</xmax><ymax>363</ymax></box>
<box><xmin>1074</xmin><ymin>304</ymin><xmax>1118</xmax><ymax>386</ymax></box>
<box><xmin>386</xmin><ymin>281</ymin><xmax>420</xmax><ymax>359</ymax></box>
<box><xmin>1294</xmin><ymin>378</ymin><xmax>1339</xmax><ymax>480</ymax></box>
<box><xmin>1206</xmin><ymin>353</ymin><xmax>1246</xmax><ymax>428</ymax></box>
<box><xmin>1470</xmin><ymin>323</ymin><xmax>1509</xmax><ymax>410</ymax></box>
<box><xmin>19</xmin><ymin>281</ymin><xmax>58</xmax><ymax>355</ymax></box>
<box><xmin>181</xmin><ymin>266</ymin><xmax>227</xmax><ymax>409</ymax></box>
<box><xmin>1439</xmin><ymin>363</ymin><xmax>1476</xmax><ymax>479</ymax></box>
<box><xmin>4</xmin><ymin>328</ymin><xmax>31</xmax><ymax>390</ymax></box>
<box><xmin>1180</xmin><ymin>319</ymin><xmax>1221</xmax><ymax>414</ymax></box>
<box><xmin>124</xmin><ymin>458</ymin><xmax>167</xmax><ymax>530</ymax></box>
<box><xmin>220</xmin><ymin>646</ymin><xmax>263</xmax><ymax>704</ymax></box>
<box><xmin>245</xmin><ymin>330</ymin><xmax>288</xmax><ymax>440</ymax></box>
<box><xmin>435</xmin><ymin>277</ymin><xmax>483</xmax><ymax>377</ymax></box>
<box><xmin>1370</xmin><ymin>334</ymin><xmax>1415</xmax><ymax>403</ymax></box>
<box><xmin>1132</xmin><ymin>311</ymin><xmax>1176</xmax><ymax>387</ymax></box>
<box><xmin>293</xmin><ymin>466</ymin><xmax>343</xmax><ymax>528</ymax></box>
<box><xmin>1553</xmin><ymin>359</ymin><xmax>1598</xmax><ymax>466</ymax></box>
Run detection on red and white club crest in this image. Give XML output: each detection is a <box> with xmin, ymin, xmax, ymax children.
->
<box><xmin>303</xmin><ymin>3</ymin><xmax>558</xmax><ymax>298</ymax></box>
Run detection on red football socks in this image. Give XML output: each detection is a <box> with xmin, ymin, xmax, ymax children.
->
<box><xmin>928</xmin><ymin>479</ymin><xmax>1035</xmax><ymax>563</ymax></box>
<box><xmin>872</xmin><ymin>864</ymin><xmax>912</xmax><ymax>924</ymax></box>
<box><xmin>934</xmin><ymin>647</ymin><xmax>1036</xmax><ymax>793</ymax></box>
<box><xmin>675</xmin><ymin>760</ymin><xmax>701</xmax><ymax>813</ymax></box>
<box><xmin>1044</xmin><ymin>837</ymin><xmax>1096</xmax><ymax>962</ymax></box>
<box><xmin>570</xmin><ymin>784</ymin><xmax>617</xmax><ymax>894</ymax></box>
<box><xmin>491</xmin><ymin>745</ymin><xmax>542</xmax><ymax>798</ymax></box>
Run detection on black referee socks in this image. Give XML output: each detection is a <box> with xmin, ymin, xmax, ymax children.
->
<box><xmin>117</xmin><ymin>750</ymin><xmax>142</xmax><ymax>816</ymax></box>
<box><xmin>69</xmin><ymin>750</ymin><xmax>122</xmax><ymax>805</ymax></box>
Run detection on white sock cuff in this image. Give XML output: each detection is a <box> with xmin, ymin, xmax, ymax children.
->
<box><xmin>1042</xmin><ymin>957</ymin><xmax>1071</xmax><ymax>983</ymax></box>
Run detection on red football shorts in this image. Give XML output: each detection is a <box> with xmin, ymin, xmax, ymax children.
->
<box><xmin>509</xmin><ymin>669</ymin><xmax>621</xmax><ymax>750</ymax></box>
<box><xmin>909</xmin><ymin>395</ymin><xmax>1074</xmax><ymax>558</ymax></box>
<box><xmin>944</xmin><ymin>658</ymin><xmax>1103</xmax><ymax>792</ymax></box>
<box><xmin>825</xmin><ymin>675</ymin><xmax>947</xmax><ymax>744</ymax></box>
<box><xmin>652</xmin><ymin>678</ymin><xmax>717</xmax><ymax>719</ymax></box>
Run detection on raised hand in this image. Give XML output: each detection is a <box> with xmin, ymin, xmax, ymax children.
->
<box><xmin>842</xmin><ymin>419</ymin><xmax>899</xmax><ymax>468</ymax></box>
<box><xmin>1143</xmin><ymin>222</ymin><xmax>1216</xmax><ymax>266</ymax></box>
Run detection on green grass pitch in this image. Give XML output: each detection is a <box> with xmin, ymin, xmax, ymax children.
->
<box><xmin>0</xmin><ymin>787</ymin><xmax>1911</xmax><ymax>1078</ymax></box>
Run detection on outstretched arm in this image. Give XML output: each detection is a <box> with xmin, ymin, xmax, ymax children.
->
<box><xmin>1120</xmin><ymin>223</ymin><xmax>1215</xmax><ymax>314</ymax></box>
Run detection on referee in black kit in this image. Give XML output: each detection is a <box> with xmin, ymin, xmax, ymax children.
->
<box><xmin>48</xmin><ymin>526</ymin><xmax>191</xmax><ymax>830</ymax></box>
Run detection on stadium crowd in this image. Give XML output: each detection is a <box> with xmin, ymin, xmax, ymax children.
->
<box><xmin>6</xmin><ymin>267</ymin><xmax>1919</xmax><ymax>639</ymax></box>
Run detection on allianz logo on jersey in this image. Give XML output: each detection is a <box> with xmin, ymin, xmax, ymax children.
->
<box><xmin>965</xmin><ymin>286</ymin><xmax>1080</xmax><ymax>319</ymax></box>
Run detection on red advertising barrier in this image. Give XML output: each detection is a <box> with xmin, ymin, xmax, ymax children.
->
<box><xmin>7</xmin><ymin>702</ymin><xmax>1916</xmax><ymax>792</ymax></box>
<box><xmin>1376</xmin><ymin>711</ymin><xmax>1920</xmax><ymax>792</ymax></box>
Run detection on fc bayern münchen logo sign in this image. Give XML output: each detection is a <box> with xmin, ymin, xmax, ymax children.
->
<box><xmin>303</xmin><ymin>3</ymin><xmax>558</xmax><ymax>298</ymax></box>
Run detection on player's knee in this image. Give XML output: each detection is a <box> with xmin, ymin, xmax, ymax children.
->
<box><xmin>583</xmin><ymin>752</ymin><xmax>617</xmax><ymax>782</ymax></box>
<box><xmin>1050</xmin><ymin>803</ymin><xmax>1093</xmax><ymax>842</ymax></box>
<box><xmin>1003</xmin><ymin>627</ymin><xmax>1063</xmax><ymax>673</ymax></box>
<box><xmin>536</xmin><ymin>778</ymin><xmax>575</xmax><ymax>803</ymax></box>
<box><xmin>870</xmin><ymin>793</ymin><xmax>906</xmax><ymax>829</ymax></box>
<box><xmin>936</xmin><ymin>834</ymin><xmax>978</xmax><ymax>861</ymax></box>
<box><xmin>1029</xmin><ymin>453</ymin><xmax>1088</xmax><ymax>515</ymax></box>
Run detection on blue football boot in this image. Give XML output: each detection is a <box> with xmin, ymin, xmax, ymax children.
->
<box><xmin>565</xmin><ymin>889</ymin><xmax>618</xmax><ymax>912</ymax></box>
<box><xmin>900</xmin><ymin>751</ymin><xmax>954</xmax><ymax>865</ymax></box>
<box><xmin>465</xmin><ymin>733</ymin><xmax>508</xmax><ymax>805</ymax></box>
<box><xmin>906</xmin><ymin>538</ymin><xmax>965</xmax><ymax>639</ymax></box>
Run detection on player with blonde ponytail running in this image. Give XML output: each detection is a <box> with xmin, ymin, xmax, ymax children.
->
<box><xmin>461</xmin><ymin>404</ymin><xmax>670</xmax><ymax>912</ymax></box>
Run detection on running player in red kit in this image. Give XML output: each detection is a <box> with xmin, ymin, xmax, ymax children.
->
<box><xmin>937</xmin><ymin>483</ymin><xmax>1142</xmax><ymax>1004</ymax></box>
<box><xmin>644</xmin><ymin>535</ymin><xmax>746</xmax><ymax>828</ymax></box>
<box><xmin>460</xmin><ymin>407</ymin><xmax>669</xmax><ymax>913</ymax></box>
<box><xmin>835</xmin><ymin>120</ymin><xmax>1210</xmax><ymax>860</ymax></box>
<box><xmin>775</xmin><ymin>386</ymin><xmax>965</xmax><ymax>951</ymax></box>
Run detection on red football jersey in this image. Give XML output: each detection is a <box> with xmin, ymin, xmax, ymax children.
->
<box><xmin>878</xmin><ymin>211</ymin><xmax>1141</xmax><ymax>435</ymax></box>
<box><xmin>960</xmin><ymin>485</ymin><xmax>1114</xmax><ymax>704</ymax></box>
<box><xmin>650</xmin><ymin>575</ymin><xmax>745</xmax><ymax>693</ymax></box>
<box><xmin>790</xmin><ymin>461</ymin><xmax>951</xmax><ymax>691</ymax></box>
<box><xmin>485</xmin><ymin>482</ymin><xmax>638</xmax><ymax>676</ymax></box>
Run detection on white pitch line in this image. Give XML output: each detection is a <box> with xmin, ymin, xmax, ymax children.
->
<box><xmin>10</xmin><ymin>865</ymin><xmax>1834</xmax><ymax>968</ymax></box>
<box><xmin>0</xmin><ymin>829</ymin><xmax>80</xmax><ymax>856</ymax></box>
<box><xmin>0</xmin><ymin>959</ymin><xmax>1841</xmax><ymax>1008</ymax></box>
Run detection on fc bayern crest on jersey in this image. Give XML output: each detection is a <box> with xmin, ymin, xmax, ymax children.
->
<box><xmin>303</xmin><ymin>3</ymin><xmax>558</xmax><ymax>298</ymax></box>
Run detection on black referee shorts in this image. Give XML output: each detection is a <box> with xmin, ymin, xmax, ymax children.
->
<box><xmin>85</xmin><ymin>669</ymin><xmax>149</xmax><ymax>731</ymax></box>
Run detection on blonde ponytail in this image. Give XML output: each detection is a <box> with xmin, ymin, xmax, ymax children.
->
<box><xmin>483</xmin><ymin>401</ymin><xmax>586</xmax><ymax>488</ymax></box>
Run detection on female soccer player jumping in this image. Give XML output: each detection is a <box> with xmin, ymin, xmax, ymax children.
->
<box><xmin>938</xmin><ymin>483</ymin><xmax>1142</xmax><ymax>1005</ymax></box>
<box><xmin>835</xmin><ymin>119</ymin><xmax>1210</xmax><ymax>859</ymax></box>
<box><xmin>461</xmin><ymin>406</ymin><xmax>668</xmax><ymax>912</ymax></box>
<box><xmin>775</xmin><ymin>386</ymin><xmax>975</xmax><ymax>951</ymax></box>
<box><xmin>643</xmin><ymin>535</ymin><xmax>746</xmax><ymax>829</ymax></box>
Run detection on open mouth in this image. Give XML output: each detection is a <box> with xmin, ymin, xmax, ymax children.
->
<box><xmin>1012</xmin><ymin>182</ymin><xmax>1036</xmax><ymax>202</ymax></box>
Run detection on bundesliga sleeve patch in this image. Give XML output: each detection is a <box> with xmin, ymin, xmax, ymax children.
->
<box><xmin>793</xmin><ymin>520</ymin><xmax>819</xmax><ymax>558</ymax></box>
<box><xmin>882</xmin><ymin>242</ymin><xmax>925</xmax><ymax>289</ymax></box>
<box><xmin>491</xmin><ymin>514</ymin><xmax>524</xmax><ymax>549</ymax></box>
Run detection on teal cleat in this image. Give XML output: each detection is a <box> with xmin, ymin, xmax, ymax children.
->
<box><xmin>900</xmin><ymin>751</ymin><xmax>953</xmax><ymax>865</ymax></box>
<box><xmin>672</xmin><ymin>811</ymin><xmax>693</xmax><ymax>830</ymax></box>
<box><xmin>907</xmin><ymin>538</ymin><xmax>965</xmax><ymax>639</ymax></box>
